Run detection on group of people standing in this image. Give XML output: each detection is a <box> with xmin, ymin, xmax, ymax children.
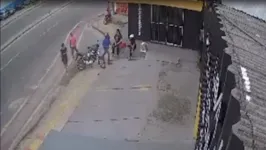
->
<box><xmin>60</xmin><ymin>28</ymin><xmax>141</xmax><ymax>71</ymax></box>
<box><xmin>100</xmin><ymin>29</ymin><xmax>123</xmax><ymax>66</ymax></box>
<box><xmin>100</xmin><ymin>28</ymin><xmax>137</xmax><ymax>65</ymax></box>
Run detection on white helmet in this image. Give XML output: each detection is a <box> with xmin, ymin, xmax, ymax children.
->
<box><xmin>129</xmin><ymin>34</ymin><xmax>134</xmax><ymax>39</ymax></box>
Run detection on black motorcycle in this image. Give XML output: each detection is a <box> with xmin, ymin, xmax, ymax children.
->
<box><xmin>77</xmin><ymin>44</ymin><xmax>104</xmax><ymax>70</ymax></box>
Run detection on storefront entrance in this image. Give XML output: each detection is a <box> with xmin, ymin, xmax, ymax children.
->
<box><xmin>151</xmin><ymin>5</ymin><xmax>184</xmax><ymax>46</ymax></box>
<box><xmin>128</xmin><ymin>3</ymin><xmax>202</xmax><ymax>50</ymax></box>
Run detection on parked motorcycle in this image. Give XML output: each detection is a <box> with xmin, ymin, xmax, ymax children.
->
<box><xmin>103</xmin><ymin>13</ymin><xmax>112</xmax><ymax>25</ymax></box>
<box><xmin>76</xmin><ymin>44</ymin><xmax>104</xmax><ymax>71</ymax></box>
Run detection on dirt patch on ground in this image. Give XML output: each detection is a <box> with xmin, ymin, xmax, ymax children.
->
<box><xmin>152</xmin><ymin>93</ymin><xmax>191</xmax><ymax>124</ymax></box>
<box><xmin>152</xmin><ymin>61</ymin><xmax>191</xmax><ymax>125</ymax></box>
<box><xmin>60</xmin><ymin>62</ymin><xmax>79</xmax><ymax>86</ymax></box>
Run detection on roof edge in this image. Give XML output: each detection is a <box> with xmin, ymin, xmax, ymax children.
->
<box><xmin>112</xmin><ymin>0</ymin><xmax>203</xmax><ymax>12</ymax></box>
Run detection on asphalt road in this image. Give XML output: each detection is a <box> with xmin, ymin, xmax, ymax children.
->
<box><xmin>0</xmin><ymin>0</ymin><xmax>69</xmax><ymax>49</ymax></box>
<box><xmin>0</xmin><ymin>0</ymin><xmax>105</xmax><ymax>134</ymax></box>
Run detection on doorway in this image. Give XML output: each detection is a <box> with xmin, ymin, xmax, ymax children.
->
<box><xmin>151</xmin><ymin>5</ymin><xmax>167</xmax><ymax>43</ymax></box>
<box><xmin>150</xmin><ymin>5</ymin><xmax>184</xmax><ymax>46</ymax></box>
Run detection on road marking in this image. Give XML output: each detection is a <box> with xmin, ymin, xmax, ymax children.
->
<box><xmin>0</xmin><ymin>52</ymin><xmax>20</xmax><ymax>71</ymax></box>
<box><xmin>8</xmin><ymin>98</ymin><xmax>26</xmax><ymax>111</ymax></box>
<box><xmin>77</xmin><ymin>23</ymin><xmax>86</xmax><ymax>46</ymax></box>
<box><xmin>2</xmin><ymin>53</ymin><xmax>58</xmax><ymax>137</ymax></box>
<box><xmin>0</xmin><ymin>1</ymin><xmax>44</xmax><ymax>29</ymax></box>
<box><xmin>0</xmin><ymin>21</ymin><xmax>84</xmax><ymax>138</ymax></box>
<box><xmin>40</xmin><ymin>22</ymin><xmax>59</xmax><ymax>36</ymax></box>
<box><xmin>0</xmin><ymin>96</ymin><xmax>29</xmax><ymax>136</ymax></box>
<box><xmin>0</xmin><ymin>0</ymin><xmax>73</xmax><ymax>54</ymax></box>
<box><xmin>1</xmin><ymin>21</ymin><xmax>59</xmax><ymax>70</ymax></box>
<box><xmin>25</xmin><ymin>23</ymin><xmax>88</xmax><ymax>150</ymax></box>
<box><xmin>130</xmin><ymin>85</ymin><xmax>152</xmax><ymax>91</ymax></box>
<box><xmin>64</xmin><ymin>21</ymin><xmax>85</xmax><ymax>44</ymax></box>
<box><xmin>95</xmin><ymin>85</ymin><xmax>152</xmax><ymax>91</ymax></box>
<box><xmin>46</xmin><ymin>22</ymin><xmax>58</xmax><ymax>32</ymax></box>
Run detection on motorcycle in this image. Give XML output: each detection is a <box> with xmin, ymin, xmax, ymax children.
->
<box><xmin>77</xmin><ymin>44</ymin><xmax>104</xmax><ymax>70</ymax></box>
<box><xmin>103</xmin><ymin>13</ymin><xmax>112</xmax><ymax>25</ymax></box>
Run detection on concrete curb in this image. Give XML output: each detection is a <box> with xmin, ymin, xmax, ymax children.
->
<box><xmin>7</xmin><ymin>21</ymin><xmax>85</xmax><ymax>150</ymax></box>
<box><xmin>9</xmin><ymin>64</ymin><xmax>78</xmax><ymax>150</ymax></box>
<box><xmin>0</xmin><ymin>0</ymin><xmax>73</xmax><ymax>52</ymax></box>
<box><xmin>9</xmin><ymin>85</ymin><xmax>63</xmax><ymax>150</ymax></box>
<box><xmin>0</xmin><ymin>0</ymin><xmax>44</xmax><ymax>29</ymax></box>
<box><xmin>91</xmin><ymin>24</ymin><xmax>105</xmax><ymax>36</ymax></box>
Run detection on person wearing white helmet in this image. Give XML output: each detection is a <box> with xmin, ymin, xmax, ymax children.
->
<box><xmin>128</xmin><ymin>34</ymin><xmax>136</xmax><ymax>60</ymax></box>
<box><xmin>129</xmin><ymin>34</ymin><xmax>134</xmax><ymax>39</ymax></box>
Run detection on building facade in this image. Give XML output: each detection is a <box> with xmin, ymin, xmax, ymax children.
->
<box><xmin>114</xmin><ymin>2</ymin><xmax>128</xmax><ymax>15</ymax></box>
<box><xmin>127</xmin><ymin>3</ymin><xmax>203</xmax><ymax>50</ymax></box>
<box><xmin>112</xmin><ymin>1</ymin><xmax>259</xmax><ymax>150</ymax></box>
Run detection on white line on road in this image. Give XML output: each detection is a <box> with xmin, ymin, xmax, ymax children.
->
<box><xmin>0</xmin><ymin>21</ymin><xmax>85</xmax><ymax>137</ymax></box>
<box><xmin>0</xmin><ymin>1</ymin><xmax>44</xmax><ymax>30</ymax></box>
<box><xmin>77</xmin><ymin>23</ymin><xmax>86</xmax><ymax>47</ymax></box>
<box><xmin>0</xmin><ymin>52</ymin><xmax>21</xmax><ymax>71</ymax></box>
<box><xmin>64</xmin><ymin>21</ymin><xmax>85</xmax><ymax>44</ymax></box>
<box><xmin>46</xmin><ymin>22</ymin><xmax>58</xmax><ymax>32</ymax></box>
<box><xmin>0</xmin><ymin>96</ymin><xmax>29</xmax><ymax>136</ymax></box>
<box><xmin>0</xmin><ymin>54</ymin><xmax>57</xmax><ymax>136</ymax></box>
<box><xmin>7</xmin><ymin>22</ymin><xmax>88</xmax><ymax>150</ymax></box>
<box><xmin>0</xmin><ymin>0</ymin><xmax>73</xmax><ymax>54</ymax></box>
<box><xmin>1</xmin><ymin>21</ymin><xmax>59</xmax><ymax>71</ymax></box>
<box><xmin>40</xmin><ymin>21</ymin><xmax>59</xmax><ymax>36</ymax></box>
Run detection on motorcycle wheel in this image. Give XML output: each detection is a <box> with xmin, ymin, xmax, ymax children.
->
<box><xmin>77</xmin><ymin>63</ymin><xmax>85</xmax><ymax>70</ymax></box>
<box><xmin>77</xmin><ymin>59</ymin><xmax>86</xmax><ymax>71</ymax></box>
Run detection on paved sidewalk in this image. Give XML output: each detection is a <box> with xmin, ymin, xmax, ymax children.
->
<box><xmin>91</xmin><ymin>14</ymin><xmax>128</xmax><ymax>40</ymax></box>
<box><xmin>40</xmin><ymin>43</ymin><xmax>200</xmax><ymax>149</ymax></box>
<box><xmin>38</xmin><ymin>16</ymin><xmax>200</xmax><ymax>150</ymax></box>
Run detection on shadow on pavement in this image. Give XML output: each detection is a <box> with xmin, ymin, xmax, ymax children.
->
<box><xmin>60</xmin><ymin>62</ymin><xmax>79</xmax><ymax>86</ymax></box>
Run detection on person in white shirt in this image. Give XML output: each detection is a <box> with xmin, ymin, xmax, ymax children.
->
<box><xmin>140</xmin><ymin>41</ymin><xmax>148</xmax><ymax>59</ymax></box>
<box><xmin>97</xmin><ymin>40</ymin><xmax>106</xmax><ymax>68</ymax></box>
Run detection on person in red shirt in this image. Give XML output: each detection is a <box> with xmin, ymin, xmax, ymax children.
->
<box><xmin>69</xmin><ymin>33</ymin><xmax>78</xmax><ymax>59</ymax></box>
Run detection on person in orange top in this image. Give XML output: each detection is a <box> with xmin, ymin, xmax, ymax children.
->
<box><xmin>69</xmin><ymin>33</ymin><xmax>78</xmax><ymax>59</ymax></box>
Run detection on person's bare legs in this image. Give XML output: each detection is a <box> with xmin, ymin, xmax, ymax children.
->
<box><xmin>103</xmin><ymin>47</ymin><xmax>111</xmax><ymax>64</ymax></box>
<box><xmin>71</xmin><ymin>47</ymin><xmax>75</xmax><ymax>59</ymax></box>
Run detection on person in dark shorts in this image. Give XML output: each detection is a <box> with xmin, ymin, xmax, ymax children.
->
<box><xmin>128</xmin><ymin>34</ymin><xmax>136</xmax><ymax>60</ymax></box>
<box><xmin>112</xmin><ymin>29</ymin><xmax>123</xmax><ymax>57</ymax></box>
<box><xmin>112</xmin><ymin>35</ymin><xmax>122</xmax><ymax>57</ymax></box>
<box><xmin>60</xmin><ymin>43</ymin><xmax>68</xmax><ymax>70</ymax></box>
